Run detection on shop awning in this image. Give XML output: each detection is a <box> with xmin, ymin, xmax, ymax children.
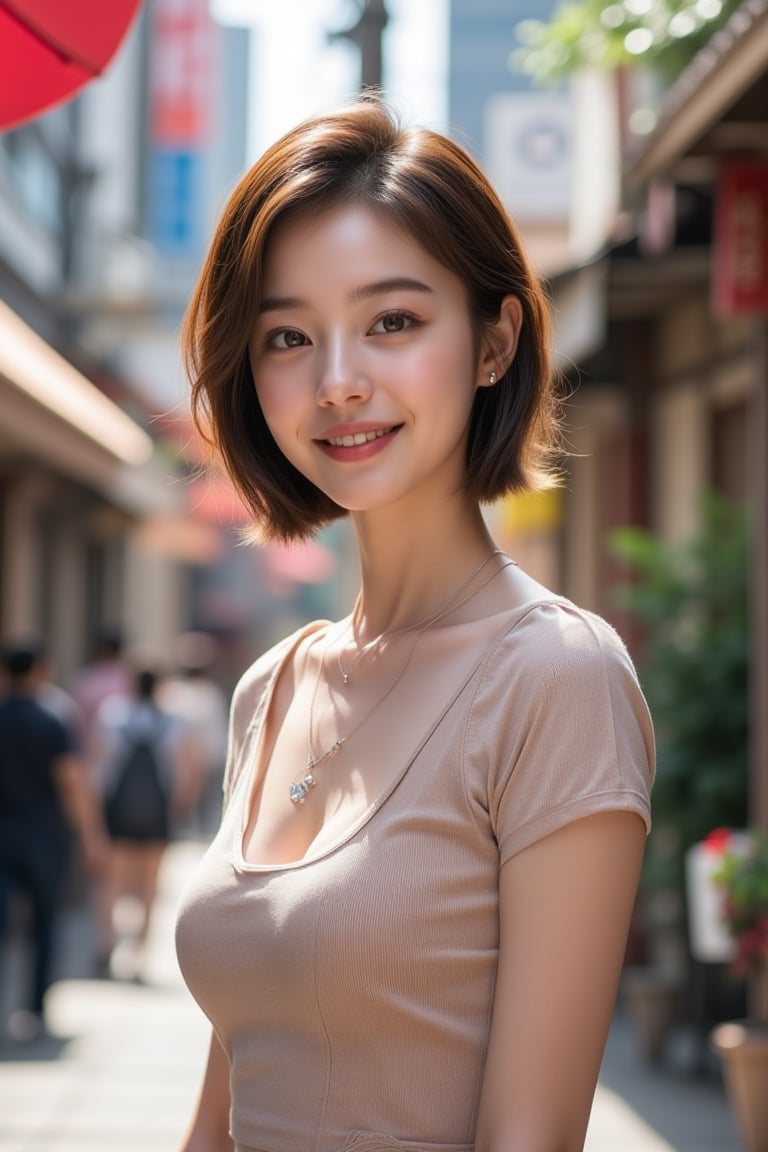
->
<box><xmin>0</xmin><ymin>299</ymin><xmax>153</xmax><ymax>486</ymax></box>
<box><xmin>625</xmin><ymin>0</ymin><xmax>768</xmax><ymax>186</ymax></box>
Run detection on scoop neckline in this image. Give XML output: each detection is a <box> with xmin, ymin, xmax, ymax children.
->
<box><xmin>230</xmin><ymin>597</ymin><xmax>571</xmax><ymax>874</ymax></box>
<box><xmin>231</xmin><ymin>619</ymin><xmax>471</xmax><ymax>874</ymax></box>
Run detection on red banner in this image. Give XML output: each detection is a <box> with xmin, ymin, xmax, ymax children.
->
<box><xmin>149</xmin><ymin>0</ymin><xmax>216</xmax><ymax>147</ymax></box>
<box><xmin>713</xmin><ymin>163</ymin><xmax>768</xmax><ymax>316</ymax></box>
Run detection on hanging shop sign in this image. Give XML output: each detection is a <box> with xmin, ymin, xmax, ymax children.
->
<box><xmin>713</xmin><ymin>162</ymin><xmax>768</xmax><ymax>317</ymax></box>
<box><xmin>147</xmin><ymin>0</ymin><xmax>216</xmax><ymax>261</ymax></box>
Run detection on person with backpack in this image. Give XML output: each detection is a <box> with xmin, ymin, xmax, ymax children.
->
<box><xmin>0</xmin><ymin>643</ymin><xmax>106</xmax><ymax>1041</ymax></box>
<box><xmin>160</xmin><ymin>632</ymin><xmax>229</xmax><ymax>836</ymax></box>
<box><xmin>93</xmin><ymin>665</ymin><xmax>192</xmax><ymax>980</ymax></box>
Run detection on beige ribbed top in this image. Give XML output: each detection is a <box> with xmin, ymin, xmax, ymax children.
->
<box><xmin>175</xmin><ymin>599</ymin><xmax>654</xmax><ymax>1152</ymax></box>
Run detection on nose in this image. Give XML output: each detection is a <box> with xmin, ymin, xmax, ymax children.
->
<box><xmin>316</xmin><ymin>332</ymin><xmax>371</xmax><ymax>407</ymax></box>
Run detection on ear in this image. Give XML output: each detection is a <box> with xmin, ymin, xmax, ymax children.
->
<box><xmin>476</xmin><ymin>295</ymin><xmax>523</xmax><ymax>388</ymax></box>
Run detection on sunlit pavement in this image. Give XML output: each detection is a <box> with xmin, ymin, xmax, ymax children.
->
<box><xmin>586</xmin><ymin>1020</ymin><xmax>738</xmax><ymax>1152</ymax></box>
<box><xmin>0</xmin><ymin>841</ymin><xmax>739</xmax><ymax>1152</ymax></box>
<box><xmin>0</xmin><ymin>842</ymin><xmax>209</xmax><ymax>1152</ymax></box>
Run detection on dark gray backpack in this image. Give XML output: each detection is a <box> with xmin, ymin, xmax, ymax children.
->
<box><xmin>104</xmin><ymin>714</ymin><xmax>170</xmax><ymax>841</ymax></box>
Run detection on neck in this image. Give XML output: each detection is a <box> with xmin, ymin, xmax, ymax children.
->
<box><xmin>348</xmin><ymin>501</ymin><xmax>499</xmax><ymax>640</ymax></box>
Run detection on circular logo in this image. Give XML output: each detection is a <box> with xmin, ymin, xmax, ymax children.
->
<box><xmin>514</xmin><ymin>119</ymin><xmax>568</xmax><ymax>169</ymax></box>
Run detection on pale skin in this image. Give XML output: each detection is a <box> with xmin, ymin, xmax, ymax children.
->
<box><xmin>178</xmin><ymin>203</ymin><xmax>646</xmax><ymax>1152</ymax></box>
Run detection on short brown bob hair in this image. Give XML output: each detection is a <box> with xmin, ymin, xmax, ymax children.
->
<box><xmin>183</xmin><ymin>96</ymin><xmax>560</xmax><ymax>542</ymax></box>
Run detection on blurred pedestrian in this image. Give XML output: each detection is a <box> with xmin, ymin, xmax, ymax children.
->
<box><xmin>70</xmin><ymin>629</ymin><xmax>131</xmax><ymax>765</ymax></box>
<box><xmin>70</xmin><ymin>630</ymin><xmax>132</xmax><ymax>974</ymax></box>
<box><xmin>93</xmin><ymin>665</ymin><xmax>193</xmax><ymax>979</ymax></box>
<box><xmin>175</xmin><ymin>98</ymin><xmax>654</xmax><ymax>1152</ymax></box>
<box><xmin>0</xmin><ymin>643</ymin><xmax>106</xmax><ymax>1042</ymax></box>
<box><xmin>35</xmin><ymin>646</ymin><xmax>80</xmax><ymax>751</ymax></box>
<box><xmin>160</xmin><ymin>632</ymin><xmax>229</xmax><ymax>835</ymax></box>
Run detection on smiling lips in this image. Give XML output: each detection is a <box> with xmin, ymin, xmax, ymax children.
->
<box><xmin>324</xmin><ymin>427</ymin><xmax>395</xmax><ymax>447</ymax></box>
<box><xmin>317</xmin><ymin>424</ymin><xmax>401</xmax><ymax>459</ymax></box>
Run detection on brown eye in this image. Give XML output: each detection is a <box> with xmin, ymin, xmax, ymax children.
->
<box><xmin>272</xmin><ymin>329</ymin><xmax>307</xmax><ymax>349</ymax></box>
<box><xmin>371</xmin><ymin>311</ymin><xmax>414</xmax><ymax>335</ymax></box>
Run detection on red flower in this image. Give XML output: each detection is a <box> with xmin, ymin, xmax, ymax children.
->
<box><xmin>704</xmin><ymin>827</ymin><xmax>734</xmax><ymax>855</ymax></box>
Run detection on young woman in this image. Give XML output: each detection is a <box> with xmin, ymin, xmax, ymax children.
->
<box><xmin>175</xmin><ymin>98</ymin><xmax>654</xmax><ymax>1152</ymax></box>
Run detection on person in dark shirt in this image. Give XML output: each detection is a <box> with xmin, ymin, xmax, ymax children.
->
<box><xmin>0</xmin><ymin>643</ymin><xmax>106</xmax><ymax>1041</ymax></box>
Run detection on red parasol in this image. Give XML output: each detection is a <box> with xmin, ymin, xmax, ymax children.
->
<box><xmin>0</xmin><ymin>0</ymin><xmax>143</xmax><ymax>131</ymax></box>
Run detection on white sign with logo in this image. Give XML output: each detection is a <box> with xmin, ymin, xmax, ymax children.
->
<box><xmin>483</xmin><ymin>91</ymin><xmax>573</xmax><ymax>221</ymax></box>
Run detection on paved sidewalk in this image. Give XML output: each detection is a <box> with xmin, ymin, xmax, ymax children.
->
<box><xmin>0</xmin><ymin>841</ymin><xmax>210</xmax><ymax>1152</ymax></box>
<box><xmin>0</xmin><ymin>841</ymin><xmax>741</xmax><ymax>1151</ymax></box>
<box><xmin>589</xmin><ymin>1002</ymin><xmax>739</xmax><ymax>1152</ymax></box>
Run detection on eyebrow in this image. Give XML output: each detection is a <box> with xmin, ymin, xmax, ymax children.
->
<box><xmin>259</xmin><ymin>277</ymin><xmax>434</xmax><ymax>313</ymax></box>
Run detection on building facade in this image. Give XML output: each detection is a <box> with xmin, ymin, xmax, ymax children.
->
<box><xmin>0</xmin><ymin>2</ymin><xmax>251</xmax><ymax>684</ymax></box>
<box><xmin>448</xmin><ymin>0</ymin><xmax>626</xmax><ymax>596</ymax></box>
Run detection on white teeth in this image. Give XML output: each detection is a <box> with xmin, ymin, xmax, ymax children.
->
<box><xmin>327</xmin><ymin>428</ymin><xmax>391</xmax><ymax>447</ymax></box>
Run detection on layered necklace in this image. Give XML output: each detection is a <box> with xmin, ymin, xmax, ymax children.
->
<box><xmin>338</xmin><ymin>548</ymin><xmax>504</xmax><ymax>687</ymax></box>
<box><xmin>288</xmin><ymin>550</ymin><xmax>516</xmax><ymax>805</ymax></box>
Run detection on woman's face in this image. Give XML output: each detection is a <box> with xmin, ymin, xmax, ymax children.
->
<box><xmin>248</xmin><ymin>202</ymin><xmax>495</xmax><ymax>517</ymax></box>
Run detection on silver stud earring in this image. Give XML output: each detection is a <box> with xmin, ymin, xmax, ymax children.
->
<box><xmin>489</xmin><ymin>371</ymin><xmax>497</xmax><ymax>385</ymax></box>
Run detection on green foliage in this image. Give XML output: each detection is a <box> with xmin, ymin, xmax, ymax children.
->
<box><xmin>610</xmin><ymin>494</ymin><xmax>750</xmax><ymax>865</ymax></box>
<box><xmin>512</xmin><ymin>0</ymin><xmax>743</xmax><ymax>84</ymax></box>
<box><xmin>713</xmin><ymin>833</ymin><xmax>768</xmax><ymax>975</ymax></box>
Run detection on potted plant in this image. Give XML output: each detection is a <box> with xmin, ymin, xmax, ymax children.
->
<box><xmin>710</xmin><ymin>830</ymin><xmax>768</xmax><ymax>1152</ymax></box>
<box><xmin>609</xmin><ymin>494</ymin><xmax>750</xmax><ymax>1063</ymax></box>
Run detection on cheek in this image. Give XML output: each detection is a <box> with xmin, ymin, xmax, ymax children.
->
<box><xmin>252</xmin><ymin>368</ymin><xmax>299</xmax><ymax>439</ymax></box>
<box><xmin>249</xmin><ymin>347</ymin><xmax>290</xmax><ymax>418</ymax></box>
<box><xmin>392</xmin><ymin>324</ymin><xmax>472</xmax><ymax>383</ymax></box>
<box><xmin>418</xmin><ymin>334</ymin><xmax>478</xmax><ymax>404</ymax></box>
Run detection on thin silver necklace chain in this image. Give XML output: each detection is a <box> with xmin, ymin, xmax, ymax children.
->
<box><xmin>288</xmin><ymin>553</ymin><xmax>518</xmax><ymax>805</ymax></box>
<box><xmin>337</xmin><ymin>549</ymin><xmax>505</xmax><ymax>687</ymax></box>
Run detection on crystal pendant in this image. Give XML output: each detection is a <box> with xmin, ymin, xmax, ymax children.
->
<box><xmin>289</xmin><ymin>773</ymin><xmax>315</xmax><ymax>805</ymax></box>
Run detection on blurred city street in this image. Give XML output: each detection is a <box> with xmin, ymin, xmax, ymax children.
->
<box><xmin>0</xmin><ymin>839</ymin><xmax>740</xmax><ymax>1152</ymax></box>
<box><xmin>1</xmin><ymin>2</ymin><xmax>767</xmax><ymax>1151</ymax></box>
<box><xmin>0</xmin><ymin>841</ymin><xmax>210</xmax><ymax>1152</ymax></box>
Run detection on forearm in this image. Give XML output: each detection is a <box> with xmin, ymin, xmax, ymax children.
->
<box><xmin>54</xmin><ymin>756</ymin><xmax>106</xmax><ymax>855</ymax></box>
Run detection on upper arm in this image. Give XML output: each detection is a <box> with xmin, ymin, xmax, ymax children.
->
<box><xmin>474</xmin><ymin>810</ymin><xmax>646</xmax><ymax>1152</ymax></box>
<box><xmin>178</xmin><ymin>1029</ymin><xmax>233</xmax><ymax>1152</ymax></box>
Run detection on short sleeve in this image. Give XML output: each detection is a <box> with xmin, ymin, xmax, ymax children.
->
<box><xmin>465</xmin><ymin>601</ymin><xmax>655</xmax><ymax>865</ymax></box>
